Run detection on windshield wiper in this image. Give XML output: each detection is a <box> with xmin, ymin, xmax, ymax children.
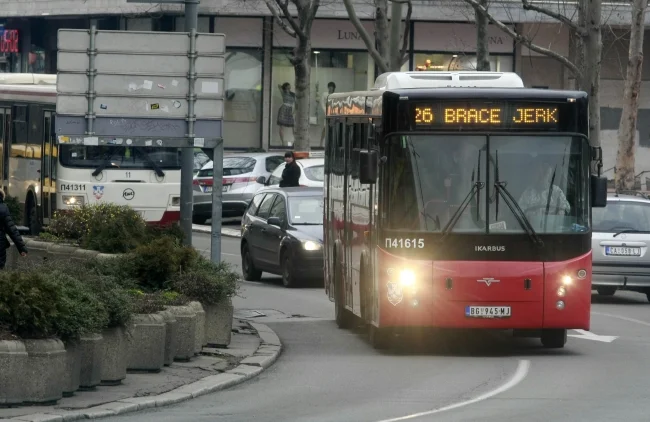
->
<box><xmin>493</xmin><ymin>151</ymin><xmax>544</xmax><ymax>247</ymax></box>
<box><xmin>613</xmin><ymin>229</ymin><xmax>650</xmax><ymax>237</ymax></box>
<box><xmin>134</xmin><ymin>149</ymin><xmax>165</xmax><ymax>178</ymax></box>
<box><xmin>91</xmin><ymin>147</ymin><xmax>124</xmax><ymax>177</ymax></box>
<box><xmin>439</xmin><ymin>181</ymin><xmax>485</xmax><ymax>242</ymax></box>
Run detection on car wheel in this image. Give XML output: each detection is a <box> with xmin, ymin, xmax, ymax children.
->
<box><xmin>281</xmin><ymin>250</ymin><xmax>296</xmax><ymax>288</ymax></box>
<box><xmin>597</xmin><ymin>287</ymin><xmax>616</xmax><ymax>296</ymax></box>
<box><xmin>541</xmin><ymin>329</ymin><xmax>567</xmax><ymax>348</ymax></box>
<box><xmin>241</xmin><ymin>243</ymin><xmax>262</xmax><ymax>281</ymax></box>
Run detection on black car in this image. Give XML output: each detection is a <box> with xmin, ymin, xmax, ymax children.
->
<box><xmin>240</xmin><ymin>187</ymin><xmax>324</xmax><ymax>287</ymax></box>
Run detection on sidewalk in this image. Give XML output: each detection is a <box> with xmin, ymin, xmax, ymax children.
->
<box><xmin>0</xmin><ymin>319</ymin><xmax>281</xmax><ymax>421</ymax></box>
<box><xmin>192</xmin><ymin>224</ymin><xmax>241</xmax><ymax>238</ymax></box>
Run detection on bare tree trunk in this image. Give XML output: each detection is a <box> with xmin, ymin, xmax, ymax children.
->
<box><xmin>585</xmin><ymin>0</ymin><xmax>602</xmax><ymax>152</ymax></box>
<box><xmin>292</xmin><ymin>37</ymin><xmax>312</xmax><ymax>151</ymax></box>
<box><xmin>389</xmin><ymin>0</ymin><xmax>403</xmax><ymax>71</ymax></box>
<box><xmin>475</xmin><ymin>0</ymin><xmax>490</xmax><ymax>71</ymax></box>
<box><xmin>615</xmin><ymin>0</ymin><xmax>647</xmax><ymax>191</ymax></box>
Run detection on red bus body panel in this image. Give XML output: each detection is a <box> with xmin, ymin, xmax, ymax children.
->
<box><xmin>376</xmin><ymin>248</ymin><xmax>591</xmax><ymax>331</ymax></box>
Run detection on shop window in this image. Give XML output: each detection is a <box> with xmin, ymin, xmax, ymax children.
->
<box><xmin>412</xmin><ymin>53</ymin><xmax>513</xmax><ymax>72</ymax></box>
<box><xmin>271</xmin><ymin>49</ymin><xmax>374</xmax><ymax>148</ymax></box>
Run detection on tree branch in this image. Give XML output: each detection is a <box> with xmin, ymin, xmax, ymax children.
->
<box><xmin>463</xmin><ymin>0</ymin><xmax>581</xmax><ymax>77</ymax></box>
<box><xmin>263</xmin><ymin>0</ymin><xmax>297</xmax><ymax>38</ymax></box>
<box><xmin>399</xmin><ymin>0</ymin><xmax>412</xmax><ymax>63</ymax></box>
<box><xmin>521</xmin><ymin>0</ymin><xmax>585</xmax><ymax>35</ymax></box>
<box><xmin>342</xmin><ymin>0</ymin><xmax>389</xmax><ymax>73</ymax></box>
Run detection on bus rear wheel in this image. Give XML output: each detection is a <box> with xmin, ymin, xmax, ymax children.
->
<box><xmin>541</xmin><ymin>329</ymin><xmax>567</xmax><ymax>348</ymax></box>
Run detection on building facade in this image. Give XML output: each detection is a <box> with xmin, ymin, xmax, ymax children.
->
<box><xmin>0</xmin><ymin>0</ymin><xmax>646</xmax><ymax>182</ymax></box>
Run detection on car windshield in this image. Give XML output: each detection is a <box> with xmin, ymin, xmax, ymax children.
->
<box><xmin>304</xmin><ymin>165</ymin><xmax>324</xmax><ymax>182</ymax></box>
<box><xmin>60</xmin><ymin>145</ymin><xmax>182</xmax><ymax>169</ymax></box>
<box><xmin>593</xmin><ymin>200</ymin><xmax>650</xmax><ymax>232</ymax></box>
<box><xmin>383</xmin><ymin>134</ymin><xmax>590</xmax><ymax>234</ymax></box>
<box><xmin>289</xmin><ymin>196</ymin><xmax>323</xmax><ymax>225</ymax></box>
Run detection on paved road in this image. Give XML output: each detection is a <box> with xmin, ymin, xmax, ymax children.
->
<box><xmin>105</xmin><ymin>231</ymin><xmax>650</xmax><ymax>421</ymax></box>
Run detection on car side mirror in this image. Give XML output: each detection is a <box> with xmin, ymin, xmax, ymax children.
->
<box><xmin>591</xmin><ymin>175</ymin><xmax>607</xmax><ymax>207</ymax></box>
<box><xmin>256</xmin><ymin>176</ymin><xmax>266</xmax><ymax>184</ymax></box>
<box><xmin>267</xmin><ymin>216</ymin><xmax>285</xmax><ymax>228</ymax></box>
<box><xmin>359</xmin><ymin>149</ymin><xmax>378</xmax><ymax>184</ymax></box>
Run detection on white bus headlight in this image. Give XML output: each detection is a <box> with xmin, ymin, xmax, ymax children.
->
<box><xmin>399</xmin><ymin>269</ymin><xmax>416</xmax><ymax>287</ymax></box>
<box><xmin>171</xmin><ymin>196</ymin><xmax>180</xmax><ymax>206</ymax></box>
<box><xmin>303</xmin><ymin>240</ymin><xmax>322</xmax><ymax>251</ymax></box>
<box><xmin>62</xmin><ymin>195</ymin><xmax>84</xmax><ymax>206</ymax></box>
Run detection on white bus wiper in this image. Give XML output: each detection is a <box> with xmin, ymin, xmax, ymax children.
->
<box><xmin>493</xmin><ymin>151</ymin><xmax>544</xmax><ymax>247</ymax></box>
<box><xmin>134</xmin><ymin>148</ymin><xmax>165</xmax><ymax>178</ymax></box>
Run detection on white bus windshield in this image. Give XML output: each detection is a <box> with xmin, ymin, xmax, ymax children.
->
<box><xmin>383</xmin><ymin>134</ymin><xmax>590</xmax><ymax>235</ymax></box>
<box><xmin>59</xmin><ymin>145</ymin><xmax>182</xmax><ymax>170</ymax></box>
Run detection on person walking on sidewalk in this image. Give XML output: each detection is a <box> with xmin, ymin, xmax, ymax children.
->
<box><xmin>0</xmin><ymin>189</ymin><xmax>27</xmax><ymax>269</ymax></box>
<box><xmin>279</xmin><ymin>151</ymin><xmax>301</xmax><ymax>188</ymax></box>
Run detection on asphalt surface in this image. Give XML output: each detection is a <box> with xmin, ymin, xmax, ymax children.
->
<box><xmin>104</xmin><ymin>229</ymin><xmax>650</xmax><ymax>422</ymax></box>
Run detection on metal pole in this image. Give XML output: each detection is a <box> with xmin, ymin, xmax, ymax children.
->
<box><xmin>181</xmin><ymin>0</ymin><xmax>199</xmax><ymax>246</ymax></box>
<box><xmin>211</xmin><ymin>138</ymin><xmax>223</xmax><ymax>263</ymax></box>
<box><xmin>86</xmin><ymin>23</ymin><xmax>97</xmax><ymax>135</ymax></box>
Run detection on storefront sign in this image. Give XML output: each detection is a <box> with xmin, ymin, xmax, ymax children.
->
<box><xmin>414</xmin><ymin>22</ymin><xmax>514</xmax><ymax>54</ymax></box>
<box><xmin>273</xmin><ymin>19</ymin><xmax>375</xmax><ymax>49</ymax></box>
<box><xmin>0</xmin><ymin>29</ymin><xmax>19</xmax><ymax>54</ymax></box>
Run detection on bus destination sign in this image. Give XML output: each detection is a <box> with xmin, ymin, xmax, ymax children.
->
<box><xmin>410</xmin><ymin>101</ymin><xmax>565</xmax><ymax>131</ymax></box>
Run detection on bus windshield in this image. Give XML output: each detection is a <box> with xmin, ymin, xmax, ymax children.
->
<box><xmin>383</xmin><ymin>134</ymin><xmax>590</xmax><ymax>235</ymax></box>
<box><xmin>59</xmin><ymin>145</ymin><xmax>182</xmax><ymax>170</ymax></box>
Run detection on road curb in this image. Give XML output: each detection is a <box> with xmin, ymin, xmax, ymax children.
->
<box><xmin>192</xmin><ymin>224</ymin><xmax>241</xmax><ymax>238</ymax></box>
<box><xmin>8</xmin><ymin>323</ymin><xmax>281</xmax><ymax>422</ymax></box>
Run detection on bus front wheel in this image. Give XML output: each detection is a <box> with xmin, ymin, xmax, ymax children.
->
<box><xmin>541</xmin><ymin>329</ymin><xmax>567</xmax><ymax>348</ymax></box>
<box><xmin>369</xmin><ymin>325</ymin><xmax>393</xmax><ymax>350</ymax></box>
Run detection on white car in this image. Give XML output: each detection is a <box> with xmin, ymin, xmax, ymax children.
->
<box><xmin>266</xmin><ymin>158</ymin><xmax>324</xmax><ymax>187</ymax></box>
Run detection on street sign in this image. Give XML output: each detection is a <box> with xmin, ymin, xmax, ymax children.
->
<box><xmin>55</xmin><ymin>29</ymin><xmax>225</xmax><ymax>139</ymax></box>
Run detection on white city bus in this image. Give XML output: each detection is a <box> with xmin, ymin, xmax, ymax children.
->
<box><xmin>0</xmin><ymin>73</ymin><xmax>182</xmax><ymax>234</ymax></box>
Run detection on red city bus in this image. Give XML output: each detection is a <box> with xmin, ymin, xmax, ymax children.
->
<box><xmin>323</xmin><ymin>71</ymin><xmax>607</xmax><ymax>349</ymax></box>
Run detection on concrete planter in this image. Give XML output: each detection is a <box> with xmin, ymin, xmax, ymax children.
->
<box><xmin>99</xmin><ymin>326</ymin><xmax>129</xmax><ymax>385</ymax></box>
<box><xmin>204</xmin><ymin>297</ymin><xmax>234</xmax><ymax>348</ymax></box>
<box><xmin>78</xmin><ymin>333</ymin><xmax>103</xmax><ymax>390</ymax></box>
<box><xmin>158</xmin><ymin>309</ymin><xmax>179</xmax><ymax>366</ymax></box>
<box><xmin>166</xmin><ymin>305</ymin><xmax>197</xmax><ymax>362</ymax></box>
<box><xmin>62</xmin><ymin>340</ymin><xmax>81</xmax><ymax>397</ymax></box>
<box><xmin>189</xmin><ymin>301</ymin><xmax>206</xmax><ymax>353</ymax></box>
<box><xmin>23</xmin><ymin>339</ymin><xmax>66</xmax><ymax>405</ymax></box>
<box><xmin>0</xmin><ymin>340</ymin><xmax>28</xmax><ymax>405</ymax></box>
<box><xmin>127</xmin><ymin>314</ymin><xmax>166</xmax><ymax>372</ymax></box>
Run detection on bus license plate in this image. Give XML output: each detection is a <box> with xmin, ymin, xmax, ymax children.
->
<box><xmin>605</xmin><ymin>246</ymin><xmax>641</xmax><ymax>256</ymax></box>
<box><xmin>465</xmin><ymin>306</ymin><xmax>511</xmax><ymax>318</ymax></box>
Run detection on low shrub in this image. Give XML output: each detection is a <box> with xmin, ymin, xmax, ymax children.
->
<box><xmin>128</xmin><ymin>290</ymin><xmax>166</xmax><ymax>314</ymax></box>
<box><xmin>0</xmin><ymin>269</ymin><xmax>108</xmax><ymax>341</ymax></box>
<box><xmin>44</xmin><ymin>204</ymin><xmax>148</xmax><ymax>253</ymax></box>
<box><xmin>170</xmin><ymin>257</ymin><xmax>240</xmax><ymax>305</ymax></box>
<box><xmin>160</xmin><ymin>290</ymin><xmax>190</xmax><ymax>306</ymax></box>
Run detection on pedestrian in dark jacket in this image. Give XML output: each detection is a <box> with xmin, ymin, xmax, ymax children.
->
<box><xmin>0</xmin><ymin>189</ymin><xmax>27</xmax><ymax>269</ymax></box>
<box><xmin>279</xmin><ymin>151</ymin><xmax>301</xmax><ymax>188</ymax></box>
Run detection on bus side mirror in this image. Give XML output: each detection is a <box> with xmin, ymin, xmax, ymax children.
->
<box><xmin>591</xmin><ymin>175</ymin><xmax>607</xmax><ymax>207</ymax></box>
<box><xmin>359</xmin><ymin>150</ymin><xmax>378</xmax><ymax>184</ymax></box>
<box><xmin>351</xmin><ymin>148</ymin><xmax>361</xmax><ymax>179</ymax></box>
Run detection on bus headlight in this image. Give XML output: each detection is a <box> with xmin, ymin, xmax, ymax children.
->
<box><xmin>399</xmin><ymin>269</ymin><xmax>416</xmax><ymax>287</ymax></box>
<box><xmin>562</xmin><ymin>275</ymin><xmax>572</xmax><ymax>286</ymax></box>
<box><xmin>62</xmin><ymin>195</ymin><xmax>84</xmax><ymax>206</ymax></box>
<box><xmin>303</xmin><ymin>240</ymin><xmax>322</xmax><ymax>251</ymax></box>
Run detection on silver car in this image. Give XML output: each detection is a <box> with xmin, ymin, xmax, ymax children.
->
<box><xmin>592</xmin><ymin>191</ymin><xmax>650</xmax><ymax>301</ymax></box>
<box><xmin>192</xmin><ymin>152</ymin><xmax>285</xmax><ymax>224</ymax></box>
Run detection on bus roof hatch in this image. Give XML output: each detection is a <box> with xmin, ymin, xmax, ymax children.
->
<box><xmin>372</xmin><ymin>71</ymin><xmax>524</xmax><ymax>90</ymax></box>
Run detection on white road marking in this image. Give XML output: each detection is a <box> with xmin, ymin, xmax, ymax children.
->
<box><xmin>374</xmin><ymin>359</ymin><xmax>531</xmax><ymax>422</ymax></box>
<box><xmin>568</xmin><ymin>329</ymin><xmax>618</xmax><ymax>343</ymax></box>
<box><xmin>592</xmin><ymin>311</ymin><xmax>650</xmax><ymax>328</ymax></box>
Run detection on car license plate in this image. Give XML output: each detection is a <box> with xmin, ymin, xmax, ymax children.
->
<box><xmin>465</xmin><ymin>306</ymin><xmax>511</xmax><ymax>318</ymax></box>
<box><xmin>202</xmin><ymin>185</ymin><xmax>212</xmax><ymax>193</ymax></box>
<box><xmin>222</xmin><ymin>185</ymin><xmax>229</xmax><ymax>192</ymax></box>
<box><xmin>605</xmin><ymin>246</ymin><xmax>641</xmax><ymax>256</ymax></box>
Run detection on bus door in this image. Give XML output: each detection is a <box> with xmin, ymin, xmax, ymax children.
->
<box><xmin>41</xmin><ymin>111</ymin><xmax>56</xmax><ymax>224</ymax></box>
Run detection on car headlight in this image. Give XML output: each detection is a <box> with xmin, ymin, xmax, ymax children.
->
<box><xmin>303</xmin><ymin>240</ymin><xmax>322</xmax><ymax>251</ymax></box>
<box><xmin>399</xmin><ymin>269</ymin><xmax>416</xmax><ymax>287</ymax></box>
<box><xmin>62</xmin><ymin>195</ymin><xmax>84</xmax><ymax>206</ymax></box>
